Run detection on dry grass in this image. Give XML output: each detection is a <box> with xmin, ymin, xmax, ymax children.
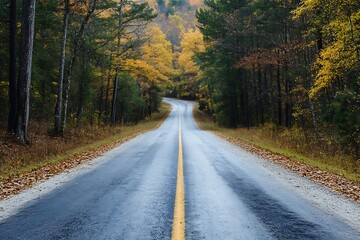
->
<box><xmin>194</xmin><ymin>107</ymin><xmax>360</xmax><ymax>182</ymax></box>
<box><xmin>0</xmin><ymin>103</ymin><xmax>171</xmax><ymax>181</ymax></box>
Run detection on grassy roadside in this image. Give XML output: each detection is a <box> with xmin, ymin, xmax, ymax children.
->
<box><xmin>193</xmin><ymin>107</ymin><xmax>359</xmax><ymax>182</ymax></box>
<box><xmin>0</xmin><ymin>102</ymin><xmax>171</xmax><ymax>181</ymax></box>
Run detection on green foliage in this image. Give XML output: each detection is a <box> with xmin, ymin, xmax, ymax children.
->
<box><xmin>31</xmin><ymin>0</ymin><xmax>62</xmax><ymax>120</ymax></box>
<box><xmin>0</xmin><ymin>0</ymin><xmax>9</xmax><ymax>121</ymax></box>
<box><xmin>0</xmin><ymin>0</ymin><xmax>161</xmax><ymax>136</ymax></box>
<box><xmin>196</xmin><ymin>0</ymin><xmax>243</xmax><ymax>126</ymax></box>
<box><xmin>196</xmin><ymin>0</ymin><xmax>360</xmax><ymax>159</ymax></box>
<box><xmin>323</xmin><ymin>89</ymin><xmax>360</xmax><ymax>157</ymax></box>
<box><xmin>116</xmin><ymin>73</ymin><xmax>146</xmax><ymax>123</ymax></box>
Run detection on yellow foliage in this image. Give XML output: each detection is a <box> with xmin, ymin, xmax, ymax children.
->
<box><xmin>294</xmin><ymin>0</ymin><xmax>360</xmax><ymax>98</ymax></box>
<box><xmin>167</xmin><ymin>13</ymin><xmax>186</xmax><ymax>37</ymax></box>
<box><xmin>292</xmin><ymin>0</ymin><xmax>322</xmax><ymax>19</ymax></box>
<box><xmin>189</xmin><ymin>0</ymin><xmax>203</xmax><ymax>6</ymax></box>
<box><xmin>178</xmin><ymin>28</ymin><xmax>205</xmax><ymax>75</ymax></box>
<box><xmin>125</xmin><ymin>25</ymin><xmax>174</xmax><ymax>89</ymax></box>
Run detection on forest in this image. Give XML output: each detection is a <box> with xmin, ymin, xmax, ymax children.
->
<box><xmin>0</xmin><ymin>0</ymin><xmax>359</xmax><ymax>167</ymax></box>
<box><xmin>0</xmin><ymin>0</ymin><xmax>176</xmax><ymax>142</ymax></box>
<box><xmin>193</xmin><ymin>0</ymin><xmax>360</xmax><ymax>162</ymax></box>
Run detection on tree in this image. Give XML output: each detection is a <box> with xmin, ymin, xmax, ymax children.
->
<box><xmin>54</xmin><ymin>0</ymin><xmax>70</xmax><ymax>135</ymax></box>
<box><xmin>177</xmin><ymin>28</ymin><xmax>204</xmax><ymax>99</ymax></box>
<box><xmin>294</xmin><ymin>0</ymin><xmax>360</xmax><ymax>158</ymax></box>
<box><xmin>195</xmin><ymin>0</ymin><xmax>360</xmax><ymax>159</ymax></box>
<box><xmin>7</xmin><ymin>0</ymin><xmax>17</xmax><ymax>133</ymax></box>
<box><xmin>62</xmin><ymin>0</ymin><xmax>98</xmax><ymax>132</ymax></box>
<box><xmin>16</xmin><ymin>0</ymin><xmax>36</xmax><ymax>144</ymax></box>
<box><xmin>110</xmin><ymin>0</ymin><xmax>156</xmax><ymax>124</ymax></box>
<box><xmin>125</xmin><ymin>25</ymin><xmax>174</xmax><ymax>116</ymax></box>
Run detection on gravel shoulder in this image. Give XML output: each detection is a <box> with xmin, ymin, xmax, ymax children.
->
<box><xmin>0</xmin><ymin>137</ymin><xmax>140</xmax><ymax>221</ymax></box>
<box><xmin>212</xmin><ymin>131</ymin><xmax>360</xmax><ymax>230</ymax></box>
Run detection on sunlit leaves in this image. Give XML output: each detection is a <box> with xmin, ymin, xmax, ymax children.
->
<box><xmin>178</xmin><ymin>28</ymin><xmax>204</xmax><ymax>75</ymax></box>
<box><xmin>125</xmin><ymin>25</ymin><xmax>174</xmax><ymax>89</ymax></box>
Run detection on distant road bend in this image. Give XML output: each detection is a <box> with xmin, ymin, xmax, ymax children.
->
<box><xmin>0</xmin><ymin>98</ymin><xmax>359</xmax><ymax>239</ymax></box>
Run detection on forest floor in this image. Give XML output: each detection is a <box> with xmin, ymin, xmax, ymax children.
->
<box><xmin>193</xmin><ymin>108</ymin><xmax>360</xmax><ymax>202</ymax></box>
<box><xmin>0</xmin><ymin>103</ymin><xmax>171</xmax><ymax>200</ymax></box>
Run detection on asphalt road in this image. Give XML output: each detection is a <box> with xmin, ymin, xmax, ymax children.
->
<box><xmin>0</xmin><ymin>98</ymin><xmax>359</xmax><ymax>239</ymax></box>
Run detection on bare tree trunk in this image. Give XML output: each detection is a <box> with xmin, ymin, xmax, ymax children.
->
<box><xmin>207</xmin><ymin>84</ymin><xmax>215</xmax><ymax>122</ymax></box>
<box><xmin>276</xmin><ymin>64</ymin><xmax>282</xmax><ymax>126</ymax></box>
<box><xmin>110</xmin><ymin>0</ymin><xmax>124</xmax><ymax>125</ymax></box>
<box><xmin>104</xmin><ymin>67</ymin><xmax>112</xmax><ymax>116</ymax></box>
<box><xmin>110</xmin><ymin>72</ymin><xmax>119</xmax><ymax>124</ymax></box>
<box><xmin>283</xmin><ymin>23</ymin><xmax>292</xmax><ymax>128</ymax></box>
<box><xmin>98</xmin><ymin>73</ymin><xmax>105</xmax><ymax>123</ymax></box>
<box><xmin>62</xmin><ymin>0</ymin><xmax>97</xmax><ymax>132</ymax></box>
<box><xmin>76</xmin><ymin>54</ymin><xmax>86</xmax><ymax>127</ymax></box>
<box><xmin>54</xmin><ymin>0</ymin><xmax>69</xmax><ymax>135</ymax></box>
<box><xmin>7</xmin><ymin>0</ymin><xmax>17</xmax><ymax>133</ymax></box>
<box><xmin>62</xmin><ymin>53</ymin><xmax>75</xmax><ymax>132</ymax></box>
<box><xmin>16</xmin><ymin>0</ymin><xmax>36</xmax><ymax>144</ymax></box>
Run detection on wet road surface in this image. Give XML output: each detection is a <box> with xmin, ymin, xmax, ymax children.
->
<box><xmin>0</xmin><ymin>98</ymin><xmax>359</xmax><ymax>239</ymax></box>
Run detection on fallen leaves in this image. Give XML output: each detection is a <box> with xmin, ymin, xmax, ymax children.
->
<box><xmin>215</xmin><ymin>132</ymin><xmax>360</xmax><ymax>203</ymax></box>
<box><xmin>0</xmin><ymin>132</ymin><xmax>143</xmax><ymax>200</ymax></box>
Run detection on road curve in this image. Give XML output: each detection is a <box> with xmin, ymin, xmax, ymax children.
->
<box><xmin>0</xmin><ymin>98</ymin><xmax>359</xmax><ymax>239</ymax></box>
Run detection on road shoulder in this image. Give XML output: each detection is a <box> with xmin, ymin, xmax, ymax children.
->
<box><xmin>193</xmin><ymin>107</ymin><xmax>360</xmax><ymax>203</ymax></box>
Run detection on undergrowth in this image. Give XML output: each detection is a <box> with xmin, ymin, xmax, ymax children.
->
<box><xmin>0</xmin><ymin>103</ymin><xmax>171</xmax><ymax>180</ymax></box>
<box><xmin>194</xmin><ymin>107</ymin><xmax>360</xmax><ymax>182</ymax></box>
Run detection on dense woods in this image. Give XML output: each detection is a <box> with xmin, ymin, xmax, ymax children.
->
<box><xmin>0</xmin><ymin>0</ymin><xmax>359</xmax><ymax>164</ymax></box>
<box><xmin>194</xmin><ymin>0</ymin><xmax>359</xmax><ymax>160</ymax></box>
<box><xmin>0</xmin><ymin>0</ymin><xmax>168</xmax><ymax>143</ymax></box>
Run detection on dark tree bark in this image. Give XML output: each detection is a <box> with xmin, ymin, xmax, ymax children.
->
<box><xmin>110</xmin><ymin>73</ymin><xmax>119</xmax><ymax>124</ymax></box>
<box><xmin>110</xmin><ymin>0</ymin><xmax>124</xmax><ymax>125</ymax></box>
<box><xmin>54</xmin><ymin>0</ymin><xmax>70</xmax><ymax>135</ymax></box>
<box><xmin>244</xmin><ymin>71</ymin><xmax>250</xmax><ymax>129</ymax></box>
<box><xmin>76</xmin><ymin>53</ymin><xmax>86</xmax><ymax>127</ymax></box>
<box><xmin>316</xmin><ymin>28</ymin><xmax>323</xmax><ymax>54</ymax></box>
<box><xmin>104</xmin><ymin>67</ymin><xmax>112</xmax><ymax>116</ymax></box>
<box><xmin>276</xmin><ymin>64</ymin><xmax>282</xmax><ymax>126</ymax></box>
<box><xmin>62</xmin><ymin>0</ymin><xmax>97</xmax><ymax>132</ymax></box>
<box><xmin>16</xmin><ymin>0</ymin><xmax>36</xmax><ymax>144</ymax></box>
<box><xmin>7</xmin><ymin>0</ymin><xmax>17</xmax><ymax>133</ymax></box>
<box><xmin>258</xmin><ymin>67</ymin><xmax>264</xmax><ymax>125</ymax></box>
<box><xmin>98</xmin><ymin>73</ymin><xmax>105</xmax><ymax>122</ymax></box>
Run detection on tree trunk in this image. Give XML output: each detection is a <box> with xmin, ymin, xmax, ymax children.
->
<box><xmin>316</xmin><ymin>28</ymin><xmax>323</xmax><ymax>54</ymax></box>
<box><xmin>54</xmin><ymin>0</ymin><xmax>69</xmax><ymax>135</ymax></box>
<box><xmin>207</xmin><ymin>84</ymin><xmax>215</xmax><ymax>122</ymax></box>
<box><xmin>110</xmin><ymin>72</ymin><xmax>119</xmax><ymax>124</ymax></box>
<box><xmin>277</xmin><ymin>64</ymin><xmax>282</xmax><ymax>126</ymax></box>
<box><xmin>16</xmin><ymin>0</ymin><xmax>36</xmax><ymax>144</ymax></box>
<box><xmin>7</xmin><ymin>0</ymin><xmax>17</xmax><ymax>133</ymax></box>
<box><xmin>76</xmin><ymin>49</ymin><xmax>88</xmax><ymax>127</ymax></box>
<box><xmin>244</xmin><ymin>71</ymin><xmax>250</xmax><ymax>129</ymax></box>
<box><xmin>110</xmin><ymin>0</ymin><xmax>124</xmax><ymax>125</ymax></box>
<box><xmin>98</xmin><ymin>73</ymin><xmax>105</xmax><ymax>123</ymax></box>
<box><xmin>252</xmin><ymin>66</ymin><xmax>259</xmax><ymax>125</ymax></box>
<box><xmin>283</xmin><ymin>23</ymin><xmax>292</xmax><ymax>128</ymax></box>
<box><xmin>62</xmin><ymin>53</ymin><xmax>76</xmax><ymax>132</ymax></box>
<box><xmin>104</xmin><ymin>67</ymin><xmax>112</xmax><ymax>116</ymax></box>
<box><xmin>258</xmin><ymin>67</ymin><xmax>264</xmax><ymax>125</ymax></box>
<box><xmin>62</xmin><ymin>0</ymin><xmax>97</xmax><ymax>132</ymax></box>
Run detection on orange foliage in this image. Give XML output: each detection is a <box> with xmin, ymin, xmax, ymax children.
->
<box><xmin>236</xmin><ymin>49</ymin><xmax>286</xmax><ymax>69</ymax></box>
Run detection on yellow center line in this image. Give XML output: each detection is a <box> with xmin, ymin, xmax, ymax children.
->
<box><xmin>172</xmin><ymin>112</ymin><xmax>185</xmax><ymax>240</ymax></box>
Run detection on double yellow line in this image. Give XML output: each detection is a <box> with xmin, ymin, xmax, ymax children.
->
<box><xmin>172</xmin><ymin>113</ymin><xmax>185</xmax><ymax>240</ymax></box>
